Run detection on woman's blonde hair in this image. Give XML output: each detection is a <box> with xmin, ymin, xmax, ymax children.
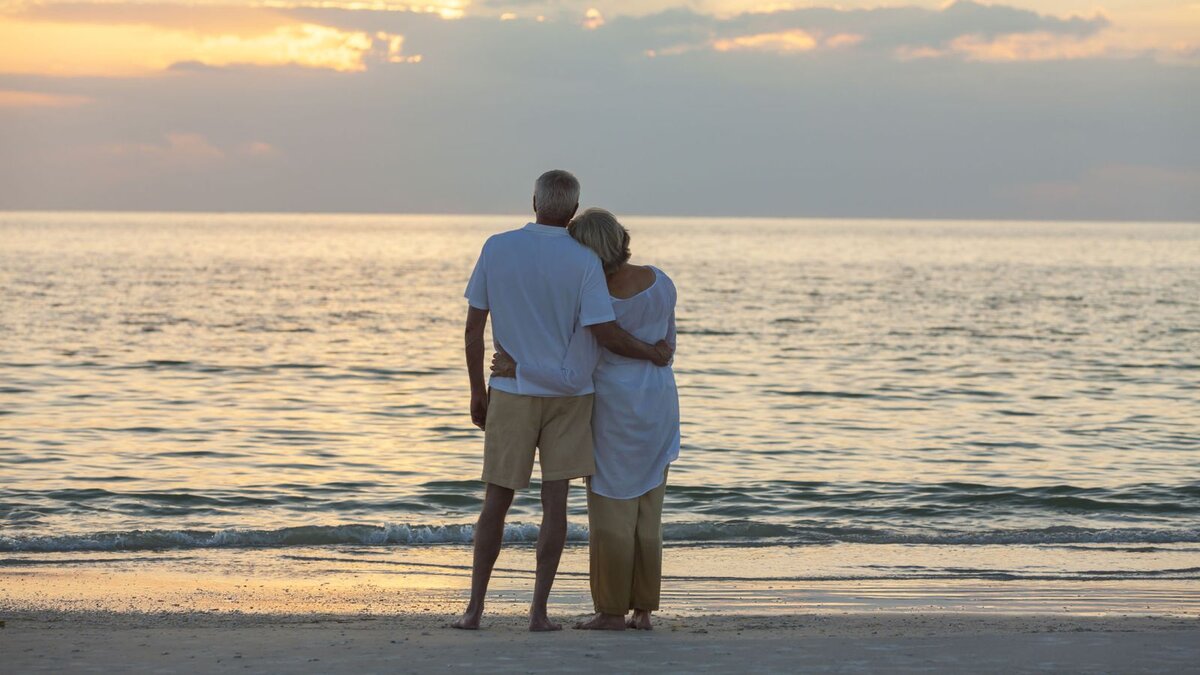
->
<box><xmin>568</xmin><ymin>207</ymin><xmax>631</xmax><ymax>275</ymax></box>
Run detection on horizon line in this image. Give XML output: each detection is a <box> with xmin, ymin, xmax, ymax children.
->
<box><xmin>2</xmin><ymin>208</ymin><xmax>1198</xmax><ymax>227</ymax></box>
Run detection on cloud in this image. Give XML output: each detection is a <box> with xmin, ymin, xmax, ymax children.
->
<box><xmin>0</xmin><ymin>0</ymin><xmax>1158</xmax><ymax>79</ymax></box>
<box><xmin>617</xmin><ymin>1</ymin><xmax>1114</xmax><ymax>59</ymax></box>
<box><xmin>422</xmin><ymin>1</ymin><xmax>1125</xmax><ymax>61</ymax></box>
<box><xmin>262</xmin><ymin>1</ymin><xmax>468</xmax><ymax>20</ymax></box>
<box><xmin>583</xmin><ymin>7</ymin><xmax>604</xmax><ymax>30</ymax></box>
<box><xmin>0</xmin><ymin>89</ymin><xmax>92</xmax><ymax>107</ymax></box>
<box><xmin>713</xmin><ymin>29</ymin><xmax>817</xmax><ymax>53</ymax></box>
<box><xmin>102</xmin><ymin>132</ymin><xmax>227</xmax><ymax>163</ymax></box>
<box><xmin>14</xmin><ymin>1</ymin><xmax>469</xmax><ymax>23</ymax></box>
<box><xmin>949</xmin><ymin>31</ymin><xmax>1114</xmax><ymax>62</ymax></box>
<box><xmin>12</xmin><ymin>3</ymin><xmax>298</xmax><ymax>35</ymax></box>
<box><xmin>0</xmin><ymin>1</ymin><xmax>1196</xmax><ymax>220</ymax></box>
<box><xmin>239</xmin><ymin>140</ymin><xmax>279</xmax><ymax>157</ymax></box>
<box><xmin>711</xmin><ymin>29</ymin><xmax>867</xmax><ymax>53</ymax></box>
<box><xmin>86</xmin><ymin>133</ymin><xmax>280</xmax><ymax>171</ymax></box>
<box><xmin>1011</xmin><ymin>165</ymin><xmax>1200</xmax><ymax>222</ymax></box>
<box><xmin>825</xmin><ymin>33</ymin><xmax>863</xmax><ymax>49</ymax></box>
<box><xmin>0</xmin><ymin>6</ymin><xmax>414</xmax><ymax>75</ymax></box>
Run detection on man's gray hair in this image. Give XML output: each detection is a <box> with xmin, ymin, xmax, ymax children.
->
<box><xmin>533</xmin><ymin>170</ymin><xmax>580</xmax><ymax>223</ymax></box>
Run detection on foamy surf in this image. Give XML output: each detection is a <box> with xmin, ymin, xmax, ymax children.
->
<box><xmin>3</xmin><ymin>522</ymin><xmax>1199</xmax><ymax>553</ymax></box>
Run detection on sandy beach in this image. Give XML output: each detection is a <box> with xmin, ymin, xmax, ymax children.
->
<box><xmin>4</xmin><ymin>610</ymin><xmax>1199</xmax><ymax>673</ymax></box>
<box><xmin>3</xmin><ymin>546</ymin><xmax>1199</xmax><ymax>672</ymax></box>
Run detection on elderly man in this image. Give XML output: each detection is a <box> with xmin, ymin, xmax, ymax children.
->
<box><xmin>453</xmin><ymin>170</ymin><xmax>671</xmax><ymax>632</ymax></box>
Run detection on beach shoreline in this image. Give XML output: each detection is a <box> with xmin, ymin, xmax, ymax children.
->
<box><xmin>5</xmin><ymin>544</ymin><xmax>1199</xmax><ymax>617</ymax></box>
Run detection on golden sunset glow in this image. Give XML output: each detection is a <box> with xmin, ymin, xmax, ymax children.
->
<box><xmin>0</xmin><ymin>89</ymin><xmax>92</xmax><ymax>107</ymax></box>
<box><xmin>0</xmin><ymin>17</ymin><xmax>397</xmax><ymax>75</ymax></box>
<box><xmin>824</xmin><ymin>33</ymin><xmax>864</xmax><ymax>49</ymax></box>
<box><xmin>713</xmin><ymin>29</ymin><xmax>819</xmax><ymax>52</ymax></box>
<box><xmin>0</xmin><ymin>0</ymin><xmax>1186</xmax><ymax>78</ymax></box>
<box><xmin>583</xmin><ymin>7</ymin><xmax>604</xmax><ymax>30</ymax></box>
<box><xmin>103</xmin><ymin>132</ymin><xmax>227</xmax><ymax>162</ymax></box>
<box><xmin>949</xmin><ymin>31</ymin><xmax>1112</xmax><ymax>62</ymax></box>
<box><xmin>258</xmin><ymin>0</ymin><xmax>466</xmax><ymax>19</ymax></box>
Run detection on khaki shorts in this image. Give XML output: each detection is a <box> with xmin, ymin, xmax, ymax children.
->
<box><xmin>482</xmin><ymin>389</ymin><xmax>595</xmax><ymax>490</ymax></box>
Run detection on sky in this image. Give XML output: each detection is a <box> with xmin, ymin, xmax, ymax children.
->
<box><xmin>1</xmin><ymin>0</ymin><xmax>1197</xmax><ymax>220</ymax></box>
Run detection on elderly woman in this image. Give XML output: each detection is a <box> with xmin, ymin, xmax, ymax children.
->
<box><xmin>491</xmin><ymin>208</ymin><xmax>679</xmax><ymax>631</ymax></box>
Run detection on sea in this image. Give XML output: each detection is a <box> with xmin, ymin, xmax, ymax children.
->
<box><xmin>2</xmin><ymin>212</ymin><xmax>1198</xmax><ymax>609</ymax></box>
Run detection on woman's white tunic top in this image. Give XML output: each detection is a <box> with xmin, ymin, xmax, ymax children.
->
<box><xmin>517</xmin><ymin>266</ymin><xmax>679</xmax><ymax>499</ymax></box>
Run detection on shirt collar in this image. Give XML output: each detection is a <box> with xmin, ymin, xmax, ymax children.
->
<box><xmin>523</xmin><ymin>222</ymin><xmax>570</xmax><ymax>236</ymax></box>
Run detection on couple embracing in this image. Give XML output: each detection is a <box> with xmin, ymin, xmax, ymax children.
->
<box><xmin>454</xmin><ymin>170</ymin><xmax>680</xmax><ymax>632</ymax></box>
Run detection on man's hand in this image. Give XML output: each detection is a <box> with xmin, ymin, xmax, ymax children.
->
<box><xmin>470</xmin><ymin>388</ymin><xmax>489</xmax><ymax>430</ymax></box>
<box><xmin>491</xmin><ymin>349</ymin><xmax>517</xmax><ymax>378</ymax></box>
<box><xmin>653</xmin><ymin>339</ymin><xmax>674</xmax><ymax>367</ymax></box>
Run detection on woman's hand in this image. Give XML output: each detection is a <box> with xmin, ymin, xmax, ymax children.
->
<box><xmin>490</xmin><ymin>349</ymin><xmax>517</xmax><ymax>378</ymax></box>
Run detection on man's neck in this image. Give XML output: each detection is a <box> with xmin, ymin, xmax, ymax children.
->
<box><xmin>533</xmin><ymin>216</ymin><xmax>569</xmax><ymax>228</ymax></box>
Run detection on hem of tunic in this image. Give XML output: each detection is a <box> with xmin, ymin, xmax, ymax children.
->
<box><xmin>589</xmin><ymin>450</ymin><xmax>679</xmax><ymax>501</ymax></box>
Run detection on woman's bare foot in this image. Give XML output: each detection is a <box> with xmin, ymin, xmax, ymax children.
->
<box><xmin>451</xmin><ymin>607</ymin><xmax>483</xmax><ymax>630</ymax></box>
<box><xmin>627</xmin><ymin>610</ymin><xmax>653</xmax><ymax>630</ymax></box>
<box><xmin>529</xmin><ymin>611</ymin><xmax>563</xmax><ymax>632</ymax></box>
<box><xmin>574</xmin><ymin>612</ymin><xmax>627</xmax><ymax>630</ymax></box>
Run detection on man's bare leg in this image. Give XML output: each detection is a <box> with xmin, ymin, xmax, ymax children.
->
<box><xmin>529</xmin><ymin>478</ymin><xmax>569</xmax><ymax>631</ymax></box>
<box><xmin>452</xmin><ymin>483</ymin><xmax>515</xmax><ymax>630</ymax></box>
<box><xmin>627</xmin><ymin>609</ymin><xmax>653</xmax><ymax>630</ymax></box>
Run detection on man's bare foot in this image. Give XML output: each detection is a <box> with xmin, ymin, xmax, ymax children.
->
<box><xmin>451</xmin><ymin>607</ymin><xmax>482</xmax><ymax>630</ymax></box>
<box><xmin>573</xmin><ymin>612</ymin><xmax>626</xmax><ymax>631</ymax></box>
<box><xmin>627</xmin><ymin>610</ymin><xmax>653</xmax><ymax>630</ymax></box>
<box><xmin>528</xmin><ymin>612</ymin><xmax>563</xmax><ymax>632</ymax></box>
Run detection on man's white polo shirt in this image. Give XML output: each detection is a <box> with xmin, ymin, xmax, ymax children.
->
<box><xmin>465</xmin><ymin>222</ymin><xmax>614</xmax><ymax>397</ymax></box>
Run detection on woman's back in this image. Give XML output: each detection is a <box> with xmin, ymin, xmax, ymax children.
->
<box><xmin>598</xmin><ymin>266</ymin><xmax>676</xmax><ymax>368</ymax></box>
<box><xmin>606</xmin><ymin>264</ymin><xmax>657</xmax><ymax>299</ymax></box>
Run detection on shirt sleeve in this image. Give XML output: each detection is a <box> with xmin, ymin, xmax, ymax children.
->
<box><xmin>514</xmin><ymin>322</ymin><xmax>600</xmax><ymax>395</ymax></box>
<box><xmin>578</xmin><ymin>256</ymin><xmax>615</xmax><ymax>327</ymax></box>
<box><xmin>464</xmin><ymin>244</ymin><xmax>489</xmax><ymax>310</ymax></box>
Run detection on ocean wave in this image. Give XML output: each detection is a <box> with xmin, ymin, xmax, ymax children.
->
<box><xmin>3</xmin><ymin>522</ymin><xmax>1199</xmax><ymax>553</ymax></box>
<box><xmin>6</xmin><ymin>481</ymin><xmax>1196</xmax><ymax>519</ymax></box>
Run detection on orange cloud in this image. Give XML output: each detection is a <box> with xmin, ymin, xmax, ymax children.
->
<box><xmin>239</xmin><ymin>141</ymin><xmax>280</xmax><ymax>157</ymax></box>
<box><xmin>15</xmin><ymin>4</ymin><xmax>296</xmax><ymax>36</ymax></box>
<box><xmin>258</xmin><ymin>0</ymin><xmax>467</xmax><ymax>20</ymax></box>
<box><xmin>94</xmin><ymin>133</ymin><xmax>280</xmax><ymax>166</ymax></box>
<box><xmin>583</xmin><ymin>7</ymin><xmax>605</xmax><ymax>30</ymax></box>
<box><xmin>712</xmin><ymin>30</ymin><xmax>864</xmax><ymax>54</ymax></box>
<box><xmin>824</xmin><ymin>33</ymin><xmax>864</xmax><ymax>49</ymax></box>
<box><xmin>894</xmin><ymin>45</ymin><xmax>947</xmax><ymax>60</ymax></box>
<box><xmin>949</xmin><ymin>31</ymin><xmax>1111</xmax><ymax>61</ymax></box>
<box><xmin>0</xmin><ymin>15</ymin><xmax>408</xmax><ymax>75</ymax></box>
<box><xmin>102</xmin><ymin>133</ymin><xmax>226</xmax><ymax>162</ymax></box>
<box><xmin>0</xmin><ymin>89</ymin><xmax>92</xmax><ymax>108</ymax></box>
<box><xmin>714</xmin><ymin>29</ymin><xmax>818</xmax><ymax>53</ymax></box>
<box><xmin>1013</xmin><ymin>164</ymin><xmax>1200</xmax><ymax>221</ymax></box>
